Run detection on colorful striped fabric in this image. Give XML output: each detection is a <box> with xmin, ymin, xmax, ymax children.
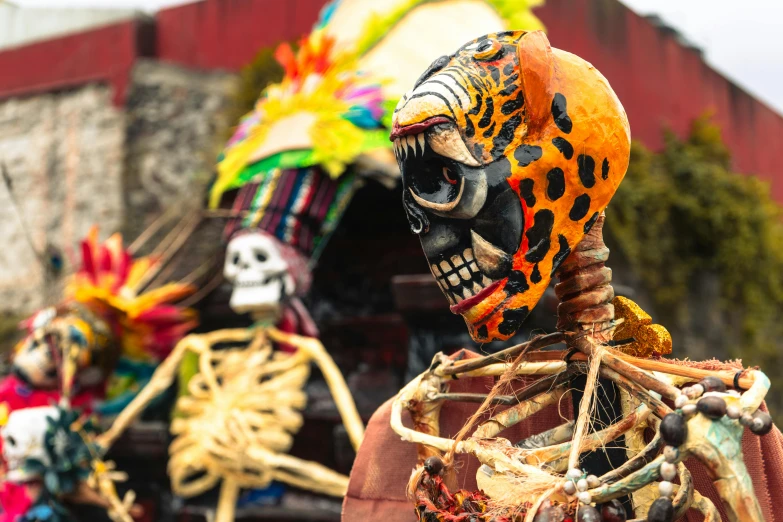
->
<box><xmin>225</xmin><ymin>167</ymin><xmax>358</xmax><ymax>260</ymax></box>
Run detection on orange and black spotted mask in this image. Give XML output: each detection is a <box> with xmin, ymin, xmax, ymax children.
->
<box><xmin>391</xmin><ymin>31</ymin><xmax>630</xmax><ymax>342</ymax></box>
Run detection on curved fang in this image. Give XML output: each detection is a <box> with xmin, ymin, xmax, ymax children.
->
<box><xmin>409</xmin><ymin>177</ymin><xmax>465</xmax><ymax>213</ymax></box>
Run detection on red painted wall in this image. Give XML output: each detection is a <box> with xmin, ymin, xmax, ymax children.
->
<box><xmin>0</xmin><ymin>19</ymin><xmax>152</xmax><ymax>105</ymax></box>
<box><xmin>535</xmin><ymin>0</ymin><xmax>783</xmax><ymax>200</ymax></box>
<box><xmin>155</xmin><ymin>0</ymin><xmax>325</xmax><ymax>70</ymax></box>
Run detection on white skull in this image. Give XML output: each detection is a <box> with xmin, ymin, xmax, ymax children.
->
<box><xmin>223</xmin><ymin>232</ymin><xmax>295</xmax><ymax>318</ymax></box>
<box><xmin>2</xmin><ymin>406</ymin><xmax>59</xmax><ymax>482</ymax></box>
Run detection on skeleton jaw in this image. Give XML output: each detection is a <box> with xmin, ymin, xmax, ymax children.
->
<box><xmin>229</xmin><ymin>275</ymin><xmax>286</xmax><ymax>319</ymax></box>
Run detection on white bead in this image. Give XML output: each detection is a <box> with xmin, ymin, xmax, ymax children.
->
<box><xmin>682</xmin><ymin>404</ymin><xmax>697</xmax><ymax>416</ymax></box>
<box><xmin>659</xmin><ymin>480</ymin><xmax>674</xmax><ymax>498</ymax></box>
<box><xmin>752</xmin><ymin>417</ymin><xmax>766</xmax><ymax>431</ymax></box>
<box><xmin>577</xmin><ymin>478</ymin><xmax>589</xmax><ymax>492</ymax></box>
<box><xmin>692</xmin><ymin>384</ymin><xmax>705</xmax><ymax>397</ymax></box>
<box><xmin>675</xmin><ymin>395</ymin><xmax>688</xmax><ymax>409</ymax></box>
<box><xmin>663</xmin><ymin>445</ymin><xmax>679</xmax><ymax>463</ymax></box>
<box><xmin>726</xmin><ymin>405</ymin><xmax>742</xmax><ymax>419</ymax></box>
<box><xmin>563</xmin><ymin>481</ymin><xmax>577</xmax><ymax>495</ymax></box>
<box><xmin>741</xmin><ymin>413</ymin><xmax>754</xmax><ymax>426</ymax></box>
<box><xmin>587</xmin><ymin>475</ymin><xmax>601</xmax><ymax>488</ymax></box>
<box><xmin>567</xmin><ymin>468</ymin><xmax>583</xmax><ymax>480</ymax></box>
<box><xmin>578</xmin><ymin>491</ymin><xmax>592</xmax><ymax>505</ymax></box>
<box><xmin>660</xmin><ymin>461</ymin><xmax>677</xmax><ymax>481</ymax></box>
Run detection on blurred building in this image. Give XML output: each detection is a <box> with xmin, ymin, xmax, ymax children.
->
<box><xmin>0</xmin><ymin>0</ymin><xmax>782</xmax><ymax>350</ymax></box>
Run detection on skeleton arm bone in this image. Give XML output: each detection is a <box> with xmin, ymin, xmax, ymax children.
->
<box><xmin>97</xmin><ymin>331</ymin><xmax>250</xmax><ymax>449</ymax></box>
<box><xmin>267</xmin><ymin>327</ymin><xmax>365</xmax><ymax>451</ymax></box>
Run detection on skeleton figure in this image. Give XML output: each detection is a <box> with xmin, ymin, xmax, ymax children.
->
<box><xmin>2</xmin><ymin>406</ymin><xmax>59</xmax><ymax>482</ymax></box>
<box><xmin>223</xmin><ymin>231</ymin><xmax>298</xmax><ymax>318</ymax></box>
<box><xmin>98</xmin><ymin>327</ymin><xmax>364</xmax><ymax>522</ymax></box>
<box><xmin>341</xmin><ymin>30</ymin><xmax>783</xmax><ymax>522</ymax></box>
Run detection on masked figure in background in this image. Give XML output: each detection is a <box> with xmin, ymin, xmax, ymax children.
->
<box><xmin>0</xmin><ymin>229</ymin><xmax>197</xmax><ymax>522</ymax></box>
<box><xmin>4</xmin><ymin>228</ymin><xmax>197</xmax><ymax>415</ymax></box>
<box><xmin>344</xmin><ymin>29</ymin><xmax>783</xmax><ymax>522</ymax></box>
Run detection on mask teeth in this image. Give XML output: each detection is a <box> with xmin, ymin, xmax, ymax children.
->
<box><xmin>394</xmin><ymin>133</ymin><xmax>426</xmax><ymax>162</ymax></box>
<box><xmin>430</xmin><ymin>247</ymin><xmax>492</xmax><ymax>304</ymax></box>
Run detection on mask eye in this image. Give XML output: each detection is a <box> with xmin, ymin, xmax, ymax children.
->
<box><xmin>473</xmin><ymin>39</ymin><xmax>503</xmax><ymax>61</ymax></box>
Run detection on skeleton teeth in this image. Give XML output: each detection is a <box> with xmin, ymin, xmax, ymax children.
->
<box><xmin>459</xmin><ymin>267</ymin><xmax>471</xmax><ymax>280</ymax></box>
<box><xmin>450</xmin><ymin>254</ymin><xmax>463</xmax><ymax>266</ymax></box>
<box><xmin>462</xmin><ymin>286</ymin><xmax>474</xmax><ymax>299</ymax></box>
<box><xmin>482</xmin><ymin>275</ymin><xmax>492</xmax><ymax>286</ymax></box>
<box><xmin>440</xmin><ymin>260</ymin><xmax>451</xmax><ymax>272</ymax></box>
<box><xmin>463</xmin><ymin>249</ymin><xmax>474</xmax><ymax>262</ymax></box>
<box><xmin>472</xmin><ymin>282</ymin><xmax>483</xmax><ymax>294</ymax></box>
<box><xmin>431</xmin><ymin>264</ymin><xmax>441</xmax><ymax>276</ymax></box>
<box><xmin>447</xmin><ymin>273</ymin><xmax>460</xmax><ymax>286</ymax></box>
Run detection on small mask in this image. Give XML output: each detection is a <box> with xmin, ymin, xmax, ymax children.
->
<box><xmin>392</xmin><ymin>31</ymin><xmax>630</xmax><ymax>341</ymax></box>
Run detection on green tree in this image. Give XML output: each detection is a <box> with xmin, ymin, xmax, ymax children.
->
<box><xmin>608</xmin><ymin>115</ymin><xmax>783</xmax><ymax>415</ymax></box>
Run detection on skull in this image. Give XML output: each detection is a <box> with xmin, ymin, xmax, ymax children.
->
<box><xmin>2</xmin><ymin>406</ymin><xmax>59</xmax><ymax>482</ymax></box>
<box><xmin>392</xmin><ymin>31</ymin><xmax>629</xmax><ymax>342</ymax></box>
<box><xmin>13</xmin><ymin>309</ymin><xmax>58</xmax><ymax>388</ymax></box>
<box><xmin>223</xmin><ymin>231</ymin><xmax>296</xmax><ymax>318</ymax></box>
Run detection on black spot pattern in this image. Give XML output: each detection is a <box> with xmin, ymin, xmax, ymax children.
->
<box><xmin>498</xmin><ymin>306</ymin><xmax>530</xmax><ymax>336</ymax></box>
<box><xmin>602</xmin><ymin>158</ymin><xmax>610</xmax><ymax>180</ymax></box>
<box><xmin>468</xmin><ymin>94</ymin><xmax>483</xmax><ymax>116</ymax></box>
<box><xmin>514</xmin><ymin>145</ymin><xmax>543</xmax><ymax>167</ymax></box>
<box><xmin>489</xmin><ymin>66</ymin><xmax>500</xmax><ymax>85</ymax></box>
<box><xmin>505</xmin><ymin>271</ymin><xmax>529</xmax><ymax>295</ymax></box>
<box><xmin>478</xmin><ymin>98</ymin><xmax>494</xmax><ymax>128</ymax></box>
<box><xmin>519</xmin><ymin>179</ymin><xmax>536</xmax><ymax>208</ymax></box>
<box><xmin>552</xmin><ymin>137</ymin><xmax>574</xmax><ymax>159</ymax></box>
<box><xmin>551</xmin><ymin>235</ymin><xmax>571</xmax><ymax>275</ymax></box>
<box><xmin>477</xmin><ymin>325</ymin><xmax>488</xmax><ymax>339</ymax></box>
<box><xmin>551</xmin><ymin>93</ymin><xmax>573</xmax><ymax>134</ymax></box>
<box><xmin>465</xmin><ymin>116</ymin><xmax>475</xmax><ymax>138</ymax></box>
<box><xmin>577</xmin><ymin>154</ymin><xmax>596</xmax><ymax>188</ymax></box>
<box><xmin>584</xmin><ymin>212</ymin><xmax>600</xmax><ymax>234</ymax></box>
<box><xmin>491</xmin><ymin>114</ymin><xmax>522</xmax><ymax>158</ymax></box>
<box><xmin>546</xmin><ymin>168</ymin><xmax>565</xmax><ymax>201</ymax></box>
<box><xmin>569</xmin><ymin>194</ymin><xmax>591</xmax><ymax>221</ymax></box>
<box><xmin>525</xmin><ymin>209</ymin><xmax>554</xmax><ymax>263</ymax></box>
<box><xmin>499</xmin><ymin>83</ymin><xmax>518</xmax><ymax>97</ymax></box>
<box><xmin>414</xmin><ymin>55</ymin><xmax>450</xmax><ymax>88</ymax></box>
<box><xmin>503</xmin><ymin>73</ymin><xmax>519</xmax><ymax>87</ymax></box>
<box><xmin>501</xmin><ymin>92</ymin><xmax>524</xmax><ymax>115</ymax></box>
<box><xmin>482</xmin><ymin>122</ymin><xmax>496</xmax><ymax>138</ymax></box>
<box><xmin>530</xmin><ymin>264</ymin><xmax>542</xmax><ymax>284</ymax></box>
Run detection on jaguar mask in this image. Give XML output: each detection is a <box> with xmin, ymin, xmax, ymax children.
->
<box><xmin>392</xmin><ymin>31</ymin><xmax>630</xmax><ymax>341</ymax></box>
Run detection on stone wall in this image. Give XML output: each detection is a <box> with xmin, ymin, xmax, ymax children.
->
<box><xmin>0</xmin><ymin>61</ymin><xmax>236</xmax><ymax>316</ymax></box>
<box><xmin>123</xmin><ymin>60</ymin><xmax>235</xmax><ymax>240</ymax></box>
<box><xmin>0</xmin><ymin>84</ymin><xmax>125</xmax><ymax>313</ymax></box>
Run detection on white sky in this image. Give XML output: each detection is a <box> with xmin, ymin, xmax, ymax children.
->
<box><xmin>7</xmin><ymin>0</ymin><xmax>783</xmax><ymax>114</ymax></box>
